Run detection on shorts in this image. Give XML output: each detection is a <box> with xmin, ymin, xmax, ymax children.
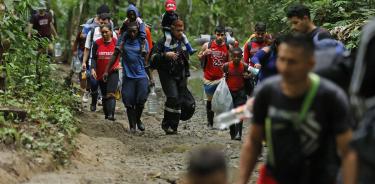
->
<box><xmin>204</xmin><ymin>83</ymin><xmax>219</xmax><ymax>97</ymax></box>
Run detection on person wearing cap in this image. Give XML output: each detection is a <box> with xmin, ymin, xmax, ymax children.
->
<box><xmin>161</xmin><ymin>0</ymin><xmax>196</xmax><ymax>55</ymax></box>
<box><xmin>222</xmin><ymin>48</ymin><xmax>251</xmax><ymax>140</ymax></box>
<box><xmin>28</xmin><ymin>2</ymin><xmax>58</xmax><ymax>57</ymax></box>
<box><xmin>28</xmin><ymin>3</ymin><xmax>58</xmax><ymax>41</ymax></box>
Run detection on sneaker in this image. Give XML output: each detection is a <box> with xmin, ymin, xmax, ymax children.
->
<box><xmin>97</xmin><ymin>96</ymin><xmax>103</xmax><ymax>106</ymax></box>
<box><xmin>82</xmin><ymin>92</ymin><xmax>90</xmax><ymax>103</ymax></box>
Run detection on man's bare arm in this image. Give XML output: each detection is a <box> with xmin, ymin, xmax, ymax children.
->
<box><xmin>237</xmin><ymin>124</ymin><xmax>264</xmax><ymax>184</ymax></box>
<box><xmin>336</xmin><ymin>130</ymin><xmax>356</xmax><ymax>184</ymax></box>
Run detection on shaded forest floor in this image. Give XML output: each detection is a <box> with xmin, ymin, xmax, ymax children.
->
<box><xmin>0</xmin><ymin>65</ymin><xmax>260</xmax><ymax>184</ymax></box>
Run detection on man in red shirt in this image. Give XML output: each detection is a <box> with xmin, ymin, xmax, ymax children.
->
<box><xmin>198</xmin><ymin>25</ymin><xmax>231</xmax><ymax>128</ymax></box>
<box><xmin>243</xmin><ymin>22</ymin><xmax>272</xmax><ymax>67</ymax></box>
<box><xmin>223</xmin><ymin>48</ymin><xmax>251</xmax><ymax>140</ymax></box>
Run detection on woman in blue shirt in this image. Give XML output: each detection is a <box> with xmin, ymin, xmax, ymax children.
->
<box><xmin>105</xmin><ymin>22</ymin><xmax>153</xmax><ymax>134</ymax></box>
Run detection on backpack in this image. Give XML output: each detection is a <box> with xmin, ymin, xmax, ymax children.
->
<box><xmin>201</xmin><ymin>40</ymin><xmax>230</xmax><ymax>69</ymax></box>
<box><xmin>313</xmin><ymin>32</ymin><xmax>347</xmax><ymax>72</ymax></box>
<box><xmin>179</xmin><ymin>86</ymin><xmax>195</xmax><ymax>121</ymax></box>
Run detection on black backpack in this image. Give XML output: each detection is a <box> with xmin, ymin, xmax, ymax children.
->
<box><xmin>179</xmin><ymin>86</ymin><xmax>195</xmax><ymax>121</ymax></box>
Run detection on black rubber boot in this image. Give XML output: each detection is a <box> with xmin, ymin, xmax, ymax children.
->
<box><xmin>161</xmin><ymin>119</ymin><xmax>173</xmax><ymax>135</ymax></box>
<box><xmin>90</xmin><ymin>91</ymin><xmax>98</xmax><ymax>112</ymax></box>
<box><xmin>234</xmin><ymin>122</ymin><xmax>243</xmax><ymax>141</ymax></box>
<box><xmin>103</xmin><ymin>98</ymin><xmax>108</xmax><ymax>119</ymax></box>
<box><xmin>229</xmin><ymin>124</ymin><xmax>236</xmax><ymax>140</ymax></box>
<box><xmin>135</xmin><ymin>105</ymin><xmax>145</xmax><ymax>131</ymax></box>
<box><xmin>206</xmin><ymin>101</ymin><xmax>214</xmax><ymax>128</ymax></box>
<box><xmin>106</xmin><ymin>98</ymin><xmax>116</xmax><ymax>121</ymax></box>
<box><xmin>126</xmin><ymin>107</ymin><xmax>136</xmax><ymax>133</ymax></box>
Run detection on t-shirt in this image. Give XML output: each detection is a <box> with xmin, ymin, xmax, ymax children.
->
<box><xmin>30</xmin><ymin>12</ymin><xmax>53</xmax><ymax>38</ymax></box>
<box><xmin>118</xmin><ymin>34</ymin><xmax>149</xmax><ymax>79</ymax></box>
<box><xmin>253</xmin><ymin>76</ymin><xmax>352</xmax><ymax>184</ymax></box>
<box><xmin>224</xmin><ymin>62</ymin><xmax>248</xmax><ymax>92</ymax></box>
<box><xmin>204</xmin><ymin>41</ymin><xmax>229</xmax><ymax>81</ymax></box>
<box><xmin>91</xmin><ymin>38</ymin><xmax>120</xmax><ymax>81</ymax></box>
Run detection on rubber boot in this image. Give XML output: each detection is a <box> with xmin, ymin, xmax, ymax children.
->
<box><xmin>206</xmin><ymin>101</ymin><xmax>214</xmax><ymax>128</ymax></box>
<box><xmin>135</xmin><ymin>105</ymin><xmax>145</xmax><ymax>131</ymax></box>
<box><xmin>229</xmin><ymin>124</ymin><xmax>236</xmax><ymax>140</ymax></box>
<box><xmin>103</xmin><ymin>98</ymin><xmax>108</xmax><ymax>119</ymax></box>
<box><xmin>234</xmin><ymin>122</ymin><xmax>243</xmax><ymax>141</ymax></box>
<box><xmin>90</xmin><ymin>91</ymin><xmax>98</xmax><ymax>112</ymax></box>
<box><xmin>126</xmin><ymin>107</ymin><xmax>136</xmax><ymax>133</ymax></box>
<box><xmin>161</xmin><ymin>119</ymin><xmax>173</xmax><ymax>135</ymax></box>
<box><xmin>106</xmin><ymin>98</ymin><xmax>116</xmax><ymax>121</ymax></box>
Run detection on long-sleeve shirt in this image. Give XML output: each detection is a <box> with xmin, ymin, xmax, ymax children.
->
<box><xmin>251</xmin><ymin>48</ymin><xmax>278</xmax><ymax>81</ymax></box>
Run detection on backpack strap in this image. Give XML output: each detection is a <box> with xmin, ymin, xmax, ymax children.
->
<box><xmin>223</xmin><ymin>63</ymin><xmax>229</xmax><ymax>78</ymax></box>
<box><xmin>266</xmin><ymin>73</ymin><xmax>320</xmax><ymax>167</ymax></box>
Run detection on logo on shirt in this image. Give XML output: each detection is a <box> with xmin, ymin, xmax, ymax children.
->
<box><xmin>211</xmin><ymin>50</ymin><xmax>227</xmax><ymax>67</ymax></box>
<box><xmin>268</xmin><ymin>106</ymin><xmax>321</xmax><ymax>155</ymax></box>
<box><xmin>39</xmin><ymin>19</ymin><xmax>49</xmax><ymax>26</ymax></box>
<box><xmin>98</xmin><ymin>51</ymin><xmax>114</xmax><ymax>60</ymax></box>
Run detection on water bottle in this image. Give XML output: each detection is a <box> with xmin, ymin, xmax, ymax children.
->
<box><xmin>72</xmin><ymin>56</ymin><xmax>82</xmax><ymax>74</ymax></box>
<box><xmin>54</xmin><ymin>42</ymin><xmax>62</xmax><ymax>57</ymax></box>
<box><xmin>248</xmin><ymin>66</ymin><xmax>260</xmax><ymax>76</ymax></box>
<box><xmin>147</xmin><ymin>86</ymin><xmax>158</xmax><ymax>115</ymax></box>
<box><xmin>214</xmin><ymin>105</ymin><xmax>252</xmax><ymax>130</ymax></box>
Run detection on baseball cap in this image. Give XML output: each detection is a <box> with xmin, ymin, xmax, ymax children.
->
<box><xmin>165</xmin><ymin>0</ymin><xmax>177</xmax><ymax>12</ymax></box>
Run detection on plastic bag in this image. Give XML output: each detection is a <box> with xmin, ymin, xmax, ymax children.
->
<box><xmin>71</xmin><ymin>55</ymin><xmax>82</xmax><ymax>74</ymax></box>
<box><xmin>212</xmin><ymin>78</ymin><xmax>233</xmax><ymax>114</ymax></box>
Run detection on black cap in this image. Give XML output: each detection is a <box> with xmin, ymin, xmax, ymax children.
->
<box><xmin>97</xmin><ymin>4</ymin><xmax>110</xmax><ymax>15</ymax></box>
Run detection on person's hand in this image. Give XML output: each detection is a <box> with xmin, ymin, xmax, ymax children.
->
<box><xmin>165</xmin><ymin>52</ymin><xmax>178</xmax><ymax>60</ymax></box>
<box><xmin>103</xmin><ymin>72</ymin><xmax>108</xmax><ymax>82</ymax></box>
<box><xmin>254</xmin><ymin>63</ymin><xmax>262</xmax><ymax>69</ymax></box>
<box><xmin>246</xmin><ymin>97</ymin><xmax>254</xmax><ymax>112</ymax></box>
<box><xmin>82</xmin><ymin>63</ymin><xmax>87</xmax><ymax>71</ymax></box>
<box><xmin>91</xmin><ymin>69</ymin><xmax>97</xmax><ymax>80</ymax></box>
<box><xmin>203</xmin><ymin>49</ymin><xmax>212</xmax><ymax>56</ymax></box>
<box><xmin>243</xmin><ymin>72</ymin><xmax>252</xmax><ymax>79</ymax></box>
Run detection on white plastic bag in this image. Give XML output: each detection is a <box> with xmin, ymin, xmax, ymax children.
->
<box><xmin>212</xmin><ymin>78</ymin><xmax>233</xmax><ymax>114</ymax></box>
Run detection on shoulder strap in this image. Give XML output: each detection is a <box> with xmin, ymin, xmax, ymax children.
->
<box><xmin>247</xmin><ymin>41</ymin><xmax>252</xmax><ymax>52</ymax></box>
<box><xmin>223</xmin><ymin>63</ymin><xmax>229</xmax><ymax>78</ymax></box>
<box><xmin>208</xmin><ymin>40</ymin><xmax>212</xmax><ymax>49</ymax></box>
<box><xmin>297</xmin><ymin>73</ymin><xmax>320</xmax><ymax>125</ymax></box>
<box><xmin>89</xmin><ymin>27</ymin><xmax>96</xmax><ymax>48</ymax></box>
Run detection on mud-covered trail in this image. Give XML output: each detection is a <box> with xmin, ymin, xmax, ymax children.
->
<box><xmin>21</xmin><ymin>71</ymin><xmax>257</xmax><ymax>184</ymax></box>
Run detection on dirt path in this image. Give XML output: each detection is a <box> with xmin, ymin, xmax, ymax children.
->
<box><xmin>22</xmin><ymin>71</ymin><xmax>258</xmax><ymax>184</ymax></box>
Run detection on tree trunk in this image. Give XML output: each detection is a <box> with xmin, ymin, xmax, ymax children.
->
<box><xmin>0</xmin><ymin>44</ymin><xmax>5</xmax><ymax>92</ymax></box>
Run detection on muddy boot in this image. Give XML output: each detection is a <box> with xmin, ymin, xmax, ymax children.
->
<box><xmin>103</xmin><ymin>98</ymin><xmax>108</xmax><ymax>119</ymax></box>
<box><xmin>229</xmin><ymin>124</ymin><xmax>236</xmax><ymax>140</ymax></box>
<box><xmin>90</xmin><ymin>91</ymin><xmax>98</xmax><ymax>112</ymax></box>
<box><xmin>135</xmin><ymin>105</ymin><xmax>145</xmax><ymax>131</ymax></box>
<box><xmin>106</xmin><ymin>98</ymin><xmax>116</xmax><ymax>121</ymax></box>
<box><xmin>162</xmin><ymin>119</ymin><xmax>173</xmax><ymax>135</ymax></box>
<box><xmin>206</xmin><ymin>101</ymin><xmax>214</xmax><ymax>128</ymax></box>
<box><xmin>234</xmin><ymin>122</ymin><xmax>243</xmax><ymax>141</ymax></box>
<box><xmin>126</xmin><ymin>107</ymin><xmax>136</xmax><ymax>133</ymax></box>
